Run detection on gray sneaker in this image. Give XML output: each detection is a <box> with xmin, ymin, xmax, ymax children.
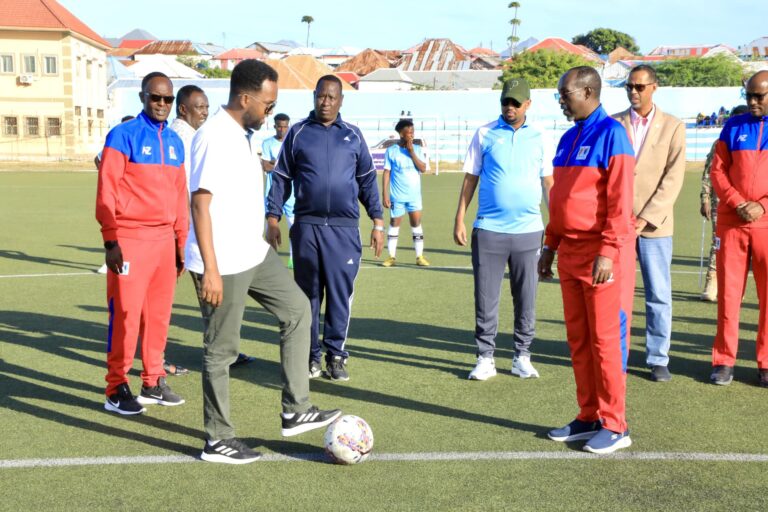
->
<box><xmin>325</xmin><ymin>356</ymin><xmax>349</xmax><ymax>381</ymax></box>
<box><xmin>309</xmin><ymin>360</ymin><xmax>322</xmax><ymax>379</ymax></box>
<box><xmin>710</xmin><ymin>365</ymin><xmax>734</xmax><ymax>386</ymax></box>
<box><xmin>137</xmin><ymin>377</ymin><xmax>185</xmax><ymax>406</ymax></box>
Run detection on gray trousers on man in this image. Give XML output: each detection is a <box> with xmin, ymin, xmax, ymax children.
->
<box><xmin>471</xmin><ymin>228</ymin><xmax>542</xmax><ymax>358</ymax></box>
<box><xmin>191</xmin><ymin>248</ymin><xmax>313</xmax><ymax>441</ymax></box>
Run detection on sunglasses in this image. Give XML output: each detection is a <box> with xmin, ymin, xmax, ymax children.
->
<box><xmin>242</xmin><ymin>93</ymin><xmax>276</xmax><ymax>115</ymax></box>
<box><xmin>625</xmin><ymin>82</ymin><xmax>655</xmax><ymax>92</ymax></box>
<box><xmin>145</xmin><ymin>93</ymin><xmax>175</xmax><ymax>105</ymax></box>
<box><xmin>554</xmin><ymin>87</ymin><xmax>586</xmax><ymax>102</ymax></box>
<box><xmin>501</xmin><ymin>98</ymin><xmax>522</xmax><ymax>108</ymax></box>
<box><xmin>746</xmin><ymin>91</ymin><xmax>768</xmax><ymax>102</ymax></box>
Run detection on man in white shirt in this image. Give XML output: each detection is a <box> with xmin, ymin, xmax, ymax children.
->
<box><xmin>186</xmin><ymin>60</ymin><xmax>340</xmax><ymax>465</ymax></box>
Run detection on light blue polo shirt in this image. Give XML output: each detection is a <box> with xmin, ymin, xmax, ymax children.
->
<box><xmin>462</xmin><ymin>116</ymin><xmax>553</xmax><ymax>234</ymax></box>
<box><xmin>384</xmin><ymin>143</ymin><xmax>424</xmax><ymax>203</ymax></box>
<box><xmin>262</xmin><ymin>136</ymin><xmax>295</xmax><ymax>212</ymax></box>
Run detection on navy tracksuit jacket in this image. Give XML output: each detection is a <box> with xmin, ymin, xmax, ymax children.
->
<box><xmin>268</xmin><ymin>112</ymin><xmax>383</xmax><ymax>361</ymax></box>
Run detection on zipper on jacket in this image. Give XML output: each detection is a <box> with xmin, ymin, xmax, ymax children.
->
<box><xmin>325</xmin><ymin>125</ymin><xmax>331</xmax><ymax>223</ymax></box>
<box><xmin>750</xmin><ymin>118</ymin><xmax>764</xmax><ymax>199</ymax></box>
<box><xmin>566</xmin><ymin>125</ymin><xmax>584</xmax><ymax>164</ymax></box>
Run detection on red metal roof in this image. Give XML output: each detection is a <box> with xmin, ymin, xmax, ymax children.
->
<box><xmin>135</xmin><ymin>40</ymin><xmax>195</xmax><ymax>55</ymax></box>
<box><xmin>119</xmin><ymin>39</ymin><xmax>153</xmax><ymax>49</ymax></box>
<box><xmin>335</xmin><ymin>71</ymin><xmax>360</xmax><ymax>84</ymax></box>
<box><xmin>526</xmin><ymin>37</ymin><xmax>602</xmax><ymax>62</ymax></box>
<box><xmin>0</xmin><ymin>0</ymin><xmax>110</xmax><ymax>48</ymax></box>
<box><xmin>469</xmin><ymin>47</ymin><xmax>499</xmax><ymax>57</ymax></box>
<box><xmin>214</xmin><ymin>48</ymin><xmax>266</xmax><ymax>60</ymax></box>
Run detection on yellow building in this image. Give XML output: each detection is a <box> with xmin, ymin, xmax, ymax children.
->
<box><xmin>0</xmin><ymin>0</ymin><xmax>110</xmax><ymax>160</ymax></box>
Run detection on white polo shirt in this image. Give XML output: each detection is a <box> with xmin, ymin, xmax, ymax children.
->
<box><xmin>185</xmin><ymin>107</ymin><xmax>270</xmax><ymax>275</ymax></box>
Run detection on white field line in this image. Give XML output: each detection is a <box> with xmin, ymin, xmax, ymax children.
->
<box><xmin>0</xmin><ymin>268</ymin><xmax>729</xmax><ymax>279</ymax></box>
<box><xmin>2</xmin><ymin>450</ymin><xmax>768</xmax><ymax>469</ymax></box>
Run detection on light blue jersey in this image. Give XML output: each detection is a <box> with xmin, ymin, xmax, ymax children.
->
<box><xmin>262</xmin><ymin>136</ymin><xmax>295</xmax><ymax>215</ymax></box>
<box><xmin>462</xmin><ymin>116</ymin><xmax>553</xmax><ymax>234</ymax></box>
<box><xmin>384</xmin><ymin>143</ymin><xmax>424</xmax><ymax>203</ymax></box>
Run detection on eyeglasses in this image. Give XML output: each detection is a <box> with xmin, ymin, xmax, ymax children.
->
<box><xmin>746</xmin><ymin>91</ymin><xmax>768</xmax><ymax>102</ymax></box>
<box><xmin>625</xmin><ymin>82</ymin><xmax>656</xmax><ymax>92</ymax></box>
<box><xmin>554</xmin><ymin>87</ymin><xmax>586</xmax><ymax>101</ymax></box>
<box><xmin>145</xmin><ymin>93</ymin><xmax>175</xmax><ymax>105</ymax></box>
<box><xmin>242</xmin><ymin>93</ymin><xmax>276</xmax><ymax>115</ymax></box>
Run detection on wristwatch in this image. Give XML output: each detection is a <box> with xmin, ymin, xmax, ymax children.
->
<box><xmin>104</xmin><ymin>240</ymin><xmax>118</xmax><ymax>250</ymax></box>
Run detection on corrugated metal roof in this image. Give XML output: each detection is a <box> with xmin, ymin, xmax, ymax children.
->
<box><xmin>135</xmin><ymin>40</ymin><xmax>196</xmax><ymax>55</ymax></box>
<box><xmin>214</xmin><ymin>48</ymin><xmax>266</xmax><ymax>60</ymax></box>
<box><xmin>0</xmin><ymin>0</ymin><xmax>110</xmax><ymax>48</ymax></box>
<box><xmin>398</xmin><ymin>38</ymin><xmax>471</xmax><ymax>72</ymax></box>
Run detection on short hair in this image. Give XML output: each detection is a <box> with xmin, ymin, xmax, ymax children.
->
<box><xmin>120</xmin><ymin>115</ymin><xmax>135</xmax><ymax>123</ymax></box>
<box><xmin>568</xmin><ymin>66</ymin><xmax>602</xmax><ymax>98</ymax></box>
<box><xmin>629</xmin><ymin>64</ymin><xmax>657</xmax><ymax>83</ymax></box>
<box><xmin>141</xmin><ymin>71</ymin><xmax>170</xmax><ymax>93</ymax></box>
<box><xmin>175</xmin><ymin>84</ymin><xmax>205</xmax><ymax>115</ymax></box>
<box><xmin>315</xmin><ymin>74</ymin><xmax>343</xmax><ymax>92</ymax></box>
<box><xmin>229</xmin><ymin>59</ymin><xmax>278</xmax><ymax>100</ymax></box>
<box><xmin>395</xmin><ymin>119</ymin><xmax>414</xmax><ymax>133</ymax></box>
<box><xmin>273</xmin><ymin>113</ymin><xmax>290</xmax><ymax>123</ymax></box>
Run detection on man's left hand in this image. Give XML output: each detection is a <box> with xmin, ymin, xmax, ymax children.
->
<box><xmin>370</xmin><ymin>227</ymin><xmax>384</xmax><ymax>258</ymax></box>
<box><xmin>592</xmin><ymin>255</ymin><xmax>614</xmax><ymax>286</ymax></box>
<box><xmin>635</xmin><ymin>217</ymin><xmax>648</xmax><ymax>235</ymax></box>
<box><xmin>175</xmin><ymin>244</ymin><xmax>185</xmax><ymax>277</ymax></box>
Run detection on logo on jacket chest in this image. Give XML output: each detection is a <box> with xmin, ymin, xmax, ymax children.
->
<box><xmin>169</xmin><ymin>146</ymin><xmax>177</xmax><ymax>160</ymax></box>
<box><xmin>737</xmin><ymin>134</ymin><xmax>748</xmax><ymax>142</ymax></box>
<box><xmin>576</xmin><ymin>146</ymin><xmax>591</xmax><ymax>160</ymax></box>
<box><xmin>142</xmin><ymin>146</ymin><xmax>152</xmax><ymax>156</ymax></box>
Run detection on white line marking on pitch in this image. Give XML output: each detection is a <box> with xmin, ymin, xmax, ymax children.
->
<box><xmin>0</xmin><ymin>272</ymin><xmax>95</xmax><ymax>279</ymax></box>
<box><xmin>2</xmin><ymin>450</ymin><xmax>768</xmax><ymax>469</ymax></box>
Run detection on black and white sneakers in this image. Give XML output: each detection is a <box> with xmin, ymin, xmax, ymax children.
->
<box><xmin>201</xmin><ymin>438</ymin><xmax>262</xmax><ymax>464</ymax></box>
<box><xmin>137</xmin><ymin>377</ymin><xmax>185</xmax><ymax>406</ymax></box>
<box><xmin>281</xmin><ymin>406</ymin><xmax>342</xmax><ymax>437</ymax></box>
<box><xmin>104</xmin><ymin>383</ymin><xmax>146</xmax><ymax>415</ymax></box>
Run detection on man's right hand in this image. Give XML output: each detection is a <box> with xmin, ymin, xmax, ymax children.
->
<box><xmin>200</xmin><ymin>270</ymin><xmax>223</xmax><ymax>307</ymax></box>
<box><xmin>537</xmin><ymin>248</ymin><xmax>555</xmax><ymax>280</ymax></box>
<box><xmin>453</xmin><ymin>219</ymin><xmax>467</xmax><ymax>246</ymax></box>
<box><xmin>266</xmin><ymin>217</ymin><xmax>281</xmax><ymax>250</ymax></box>
<box><xmin>105</xmin><ymin>244</ymin><xmax>124</xmax><ymax>274</ymax></box>
<box><xmin>700</xmin><ymin>199</ymin><xmax>711</xmax><ymax>220</ymax></box>
<box><xmin>382</xmin><ymin>194</ymin><xmax>391</xmax><ymax>209</ymax></box>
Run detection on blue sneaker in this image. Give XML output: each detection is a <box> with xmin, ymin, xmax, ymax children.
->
<box><xmin>583</xmin><ymin>428</ymin><xmax>632</xmax><ymax>454</ymax></box>
<box><xmin>547</xmin><ymin>419</ymin><xmax>601</xmax><ymax>442</ymax></box>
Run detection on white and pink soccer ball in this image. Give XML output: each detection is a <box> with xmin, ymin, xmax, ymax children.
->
<box><xmin>324</xmin><ymin>415</ymin><xmax>374</xmax><ymax>465</ymax></box>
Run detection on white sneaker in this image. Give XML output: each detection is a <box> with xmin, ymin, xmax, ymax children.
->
<box><xmin>97</xmin><ymin>263</ymin><xmax>108</xmax><ymax>274</ymax></box>
<box><xmin>468</xmin><ymin>355</ymin><xmax>496</xmax><ymax>381</ymax></box>
<box><xmin>511</xmin><ymin>355</ymin><xmax>540</xmax><ymax>379</ymax></box>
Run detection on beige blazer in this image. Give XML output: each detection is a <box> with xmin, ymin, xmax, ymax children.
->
<box><xmin>612</xmin><ymin>106</ymin><xmax>686</xmax><ymax>238</ymax></box>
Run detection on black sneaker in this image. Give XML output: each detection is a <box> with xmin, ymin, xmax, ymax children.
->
<box><xmin>281</xmin><ymin>406</ymin><xmax>342</xmax><ymax>437</ymax></box>
<box><xmin>137</xmin><ymin>377</ymin><xmax>185</xmax><ymax>406</ymax></box>
<box><xmin>650</xmin><ymin>365</ymin><xmax>672</xmax><ymax>382</ymax></box>
<box><xmin>758</xmin><ymin>369</ymin><xmax>768</xmax><ymax>388</ymax></box>
<box><xmin>104</xmin><ymin>383</ymin><xmax>146</xmax><ymax>415</ymax></box>
<box><xmin>710</xmin><ymin>365</ymin><xmax>734</xmax><ymax>386</ymax></box>
<box><xmin>325</xmin><ymin>356</ymin><xmax>349</xmax><ymax>381</ymax></box>
<box><xmin>200</xmin><ymin>438</ymin><xmax>262</xmax><ymax>464</ymax></box>
<box><xmin>309</xmin><ymin>360</ymin><xmax>322</xmax><ymax>379</ymax></box>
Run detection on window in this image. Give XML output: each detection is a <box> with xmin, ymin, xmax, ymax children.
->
<box><xmin>3</xmin><ymin>116</ymin><xmax>18</xmax><ymax>136</ymax></box>
<box><xmin>22</xmin><ymin>55</ymin><xmax>36</xmax><ymax>74</ymax></box>
<box><xmin>96</xmin><ymin>109</ymin><xmax>104</xmax><ymax>119</ymax></box>
<box><xmin>87</xmin><ymin>119</ymin><xmax>93</xmax><ymax>136</ymax></box>
<box><xmin>74</xmin><ymin>106</ymin><xmax>81</xmax><ymax>116</ymax></box>
<box><xmin>43</xmin><ymin>55</ymin><xmax>57</xmax><ymax>75</ymax></box>
<box><xmin>25</xmin><ymin>117</ymin><xmax>39</xmax><ymax>136</ymax></box>
<box><xmin>46</xmin><ymin>117</ymin><xmax>61</xmax><ymax>136</ymax></box>
<box><xmin>0</xmin><ymin>54</ymin><xmax>13</xmax><ymax>74</ymax></box>
<box><xmin>87</xmin><ymin>107</ymin><xmax>92</xmax><ymax>117</ymax></box>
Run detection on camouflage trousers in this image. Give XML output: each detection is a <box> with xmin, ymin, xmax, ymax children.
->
<box><xmin>707</xmin><ymin>194</ymin><xmax>719</xmax><ymax>272</ymax></box>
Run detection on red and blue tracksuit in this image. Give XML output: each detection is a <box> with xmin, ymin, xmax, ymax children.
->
<box><xmin>544</xmin><ymin>105</ymin><xmax>635</xmax><ymax>434</ymax></box>
<box><xmin>710</xmin><ymin>113</ymin><xmax>768</xmax><ymax>369</ymax></box>
<box><xmin>96</xmin><ymin>111</ymin><xmax>188</xmax><ymax>396</ymax></box>
<box><xmin>268</xmin><ymin>112</ymin><xmax>383</xmax><ymax>363</ymax></box>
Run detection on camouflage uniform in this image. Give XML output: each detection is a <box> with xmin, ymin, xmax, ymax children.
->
<box><xmin>701</xmin><ymin>140</ymin><xmax>719</xmax><ymax>272</ymax></box>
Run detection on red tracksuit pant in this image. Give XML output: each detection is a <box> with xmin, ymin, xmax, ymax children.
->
<box><xmin>712</xmin><ymin>225</ymin><xmax>768</xmax><ymax>369</ymax></box>
<box><xmin>557</xmin><ymin>240</ymin><xmax>632</xmax><ymax>434</ymax></box>
<box><xmin>105</xmin><ymin>236</ymin><xmax>176</xmax><ymax>396</ymax></box>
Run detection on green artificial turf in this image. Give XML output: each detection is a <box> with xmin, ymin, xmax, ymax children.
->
<box><xmin>0</xmin><ymin>169</ymin><xmax>766</xmax><ymax>511</ymax></box>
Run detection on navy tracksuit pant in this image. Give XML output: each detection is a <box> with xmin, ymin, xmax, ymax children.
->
<box><xmin>291</xmin><ymin>223</ymin><xmax>361</xmax><ymax>363</ymax></box>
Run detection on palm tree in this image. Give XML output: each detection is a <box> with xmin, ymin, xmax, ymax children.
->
<box><xmin>301</xmin><ymin>15</ymin><xmax>314</xmax><ymax>48</ymax></box>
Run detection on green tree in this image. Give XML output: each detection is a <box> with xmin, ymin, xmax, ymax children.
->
<box><xmin>301</xmin><ymin>15</ymin><xmax>314</xmax><ymax>47</ymax></box>
<box><xmin>572</xmin><ymin>28</ymin><xmax>639</xmax><ymax>54</ymax></box>
<box><xmin>507</xmin><ymin>2</ymin><xmax>521</xmax><ymax>51</ymax></box>
<box><xmin>655</xmin><ymin>55</ymin><xmax>744</xmax><ymax>86</ymax></box>
<box><xmin>500</xmin><ymin>49</ymin><xmax>598</xmax><ymax>88</ymax></box>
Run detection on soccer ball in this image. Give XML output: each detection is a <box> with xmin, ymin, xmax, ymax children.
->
<box><xmin>324</xmin><ymin>415</ymin><xmax>374</xmax><ymax>465</ymax></box>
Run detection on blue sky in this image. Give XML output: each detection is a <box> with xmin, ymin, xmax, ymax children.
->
<box><xmin>61</xmin><ymin>0</ymin><xmax>765</xmax><ymax>54</ymax></box>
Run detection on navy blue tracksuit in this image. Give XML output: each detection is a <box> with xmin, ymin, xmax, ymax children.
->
<box><xmin>268</xmin><ymin>112</ymin><xmax>383</xmax><ymax>362</ymax></box>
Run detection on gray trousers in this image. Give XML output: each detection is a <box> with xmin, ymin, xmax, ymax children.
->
<box><xmin>471</xmin><ymin>228</ymin><xmax>542</xmax><ymax>358</ymax></box>
<box><xmin>191</xmin><ymin>248</ymin><xmax>312</xmax><ymax>441</ymax></box>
